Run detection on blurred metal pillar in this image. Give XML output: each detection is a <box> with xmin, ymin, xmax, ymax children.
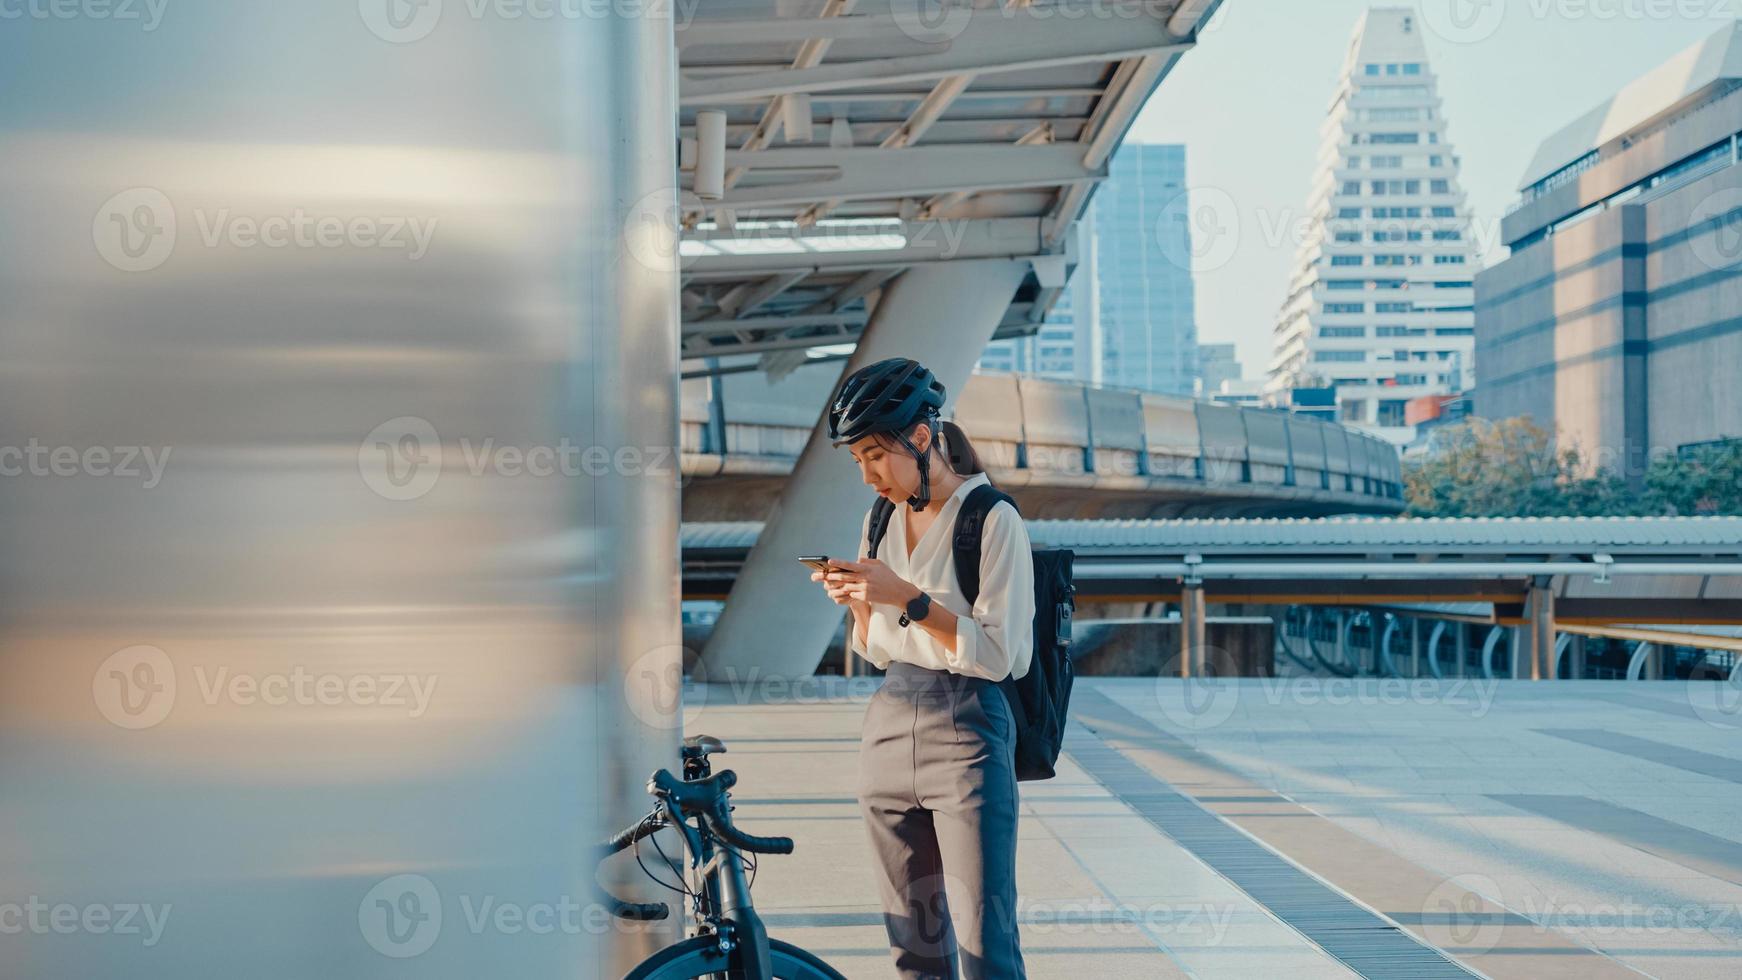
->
<box><xmin>0</xmin><ymin>6</ymin><xmax>679</xmax><ymax>977</ymax></box>
<box><xmin>701</xmin><ymin>258</ymin><xmax>1029</xmax><ymax>680</ymax></box>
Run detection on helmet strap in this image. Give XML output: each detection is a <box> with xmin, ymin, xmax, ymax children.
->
<box><xmin>894</xmin><ymin>413</ymin><xmax>937</xmax><ymax>511</ymax></box>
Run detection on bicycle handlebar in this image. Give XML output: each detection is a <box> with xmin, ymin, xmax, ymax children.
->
<box><xmin>702</xmin><ymin>809</ymin><xmax>794</xmax><ymax>855</ymax></box>
<box><xmin>647</xmin><ymin>766</ymin><xmax>795</xmax><ymax>854</ymax></box>
<box><xmin>604</xmin><ymin>811</ymin><xmax>664</xmax><ymax>855</ymax></box>
<box><xmin>598</xmin><ymin>811</ymin><xmax>673</xmax><ymax>922</ymax></box>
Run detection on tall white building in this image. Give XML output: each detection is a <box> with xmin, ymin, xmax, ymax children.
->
<box><xmin>1268</xmin><ymin>7</ymin><xmax>1479</xmax><ymax>444</ymax></box>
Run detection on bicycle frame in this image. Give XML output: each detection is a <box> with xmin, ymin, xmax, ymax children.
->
<box><xmin>678</xmin><ymin>745</ymin><xmax>772</xmax><ymax>978</ymax></box>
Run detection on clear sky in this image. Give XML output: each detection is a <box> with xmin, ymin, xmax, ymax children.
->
<box><xmin>1129</xmin><ymin>0</ymin><xmax>1734</xmax><ymax>383</ymax></box>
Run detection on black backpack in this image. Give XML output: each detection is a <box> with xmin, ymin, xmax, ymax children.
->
<box><xmin>866</xmin><ymin>484</ymin><xmax>1076</xmax><ymax>781</ymax></box>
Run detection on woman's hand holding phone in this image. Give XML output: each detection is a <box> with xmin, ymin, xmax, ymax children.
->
<box><xmin>810</xmin><ymin>563</ymin><xmax>856</xmax><ymax>606</ymax></box>
<box><xmin>817</xmin><ymin>559</ymin><xmax>916</xmax><ymax>609</ymax></box>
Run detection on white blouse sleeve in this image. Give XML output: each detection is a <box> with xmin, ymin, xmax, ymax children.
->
<box><xmin>946</xmin><ymin>501</ymin><xmax>1034</xmax><ymax>682</ymax></box>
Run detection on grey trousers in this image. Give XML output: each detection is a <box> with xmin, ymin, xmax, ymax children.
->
<box><xmin>857</xmin><ymin>661</ymin><xmax>1027</xmax><ymax>980</ymax></box>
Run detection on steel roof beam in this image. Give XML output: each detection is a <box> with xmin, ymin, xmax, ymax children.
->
<box><xmin>686</xmin><ymin>143</ymin><xmax>1103</xmax><ymax>209</ymax></box>
<box><xmin>681</xmin><ymin>15</ymin><xmax>1191</xmax><ymax>105</ymax></box>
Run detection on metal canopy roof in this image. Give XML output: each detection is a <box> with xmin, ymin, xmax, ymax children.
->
<box><xmin>672</xmin><ymin>0</ymin><xmax>1222</xmax><ymax>371</ymax></box>
<box><xmin>683</xmin><ymin>516</ymin><xmax>1742</xmax><ymax>619</ymax></box>
<box><xmin>684</xmin><ymin>515</ymin><xmax>1742</xmax><ymax>556</ymax></box>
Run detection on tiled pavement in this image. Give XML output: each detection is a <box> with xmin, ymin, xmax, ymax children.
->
<box><xmin>680</xmin><ymin>677</ymin><xmax>1742</xmax><ymax>979</ymax></box>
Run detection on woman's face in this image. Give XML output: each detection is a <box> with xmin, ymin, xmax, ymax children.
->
<box><xmin>848</xmin><ymin>425</ymin><xmax>931</xmax><ymax>501</ymax></box>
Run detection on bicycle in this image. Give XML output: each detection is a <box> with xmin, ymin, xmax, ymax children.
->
<box><xmin>597</xmin><ymin>734</ymin><xmax>849</xmax><ymax>980</ymax></box>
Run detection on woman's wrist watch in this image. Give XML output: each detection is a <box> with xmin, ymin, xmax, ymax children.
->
<box><xmin>899</xmin><ymin>590</ymin><xmax>932</xmax><ymax>628</ymax></box>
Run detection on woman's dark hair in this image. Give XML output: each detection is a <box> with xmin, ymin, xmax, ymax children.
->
<box><xmin>871</xmin><ymin>415</ymin><xmax>994</xmax><ymax>485</ymax></box>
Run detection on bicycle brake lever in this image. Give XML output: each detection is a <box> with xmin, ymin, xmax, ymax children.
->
<box><xmin>667</xmin><ymin>798</ymin><xmax>706</xmax><ymax>869</ymax></box>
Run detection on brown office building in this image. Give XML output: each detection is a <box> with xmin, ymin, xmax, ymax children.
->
<box><xmin>1475</xmin><ymin>23</ymin><xmax>1742</xmax><ymax>475</ymax></box>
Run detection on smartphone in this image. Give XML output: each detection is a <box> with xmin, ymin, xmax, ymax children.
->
<box><xmin>798</xmin><ymin>555</ymin><xmax>839</xmax><ymax>573</ymax></box>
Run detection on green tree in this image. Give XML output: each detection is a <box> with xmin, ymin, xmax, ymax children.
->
<box><xmin>1403</xmin><ymin>417</ymin><xmax>1663</xmax><ymax>518</ymax></box>
<box><xmin>1645</xmin><ymin>442</ymin><xmax>1742</xmax><ymax>515</ymax></box>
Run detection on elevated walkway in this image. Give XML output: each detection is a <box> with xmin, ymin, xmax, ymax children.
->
<box><xmin>681</xmin><ymin>366</ymin><xmax>1405</xmax><ymax>521</ymax></box>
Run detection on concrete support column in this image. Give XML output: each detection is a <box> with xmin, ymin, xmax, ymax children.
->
<box><xmin>701</xmin><ymin>258</ymin><xmax>1031</xmax><ymax>680</ymax></box>
<box><xmin>1527</xmin><ymin>582</ymin><xmax>1556</xmax><ymax>680</ymax></box>
<box><xmin>1179</xmin><ymin>583</ymin><xmax>1208</xmax><ymax>678</ymax></box>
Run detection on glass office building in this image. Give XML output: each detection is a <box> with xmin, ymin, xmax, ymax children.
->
<box><xmin>978</xmin><ymin>143</ymin><xmax>1198</xmax><ymax>395</ymax></box>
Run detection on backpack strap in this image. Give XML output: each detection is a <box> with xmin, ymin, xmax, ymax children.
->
<box><xmin>951</xmin><ymin>483</ymin><xmax>1017</xmax><ymax>607</ymax></box>
<box><xmin>946</xmin><ymin>484</ymin><xmax>1031</xmax><ymax>726</ymax></box>
<box><xmin>865</xmin><ymin>495</ymin><xmax>896</xmax><ymax>559</ymax></box>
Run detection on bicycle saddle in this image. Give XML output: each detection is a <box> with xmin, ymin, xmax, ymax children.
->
<box><xmin>682</xmin><ymin>734</ymin><xmax>728</xmax><ymax>760</ymax></box>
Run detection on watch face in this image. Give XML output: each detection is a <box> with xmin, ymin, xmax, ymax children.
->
<box><xmin>906</xmin><ymin>593</ymin><xmax>931</xmax><ymax>621</ymax></box>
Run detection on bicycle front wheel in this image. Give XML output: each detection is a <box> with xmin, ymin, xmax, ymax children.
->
<box><xmin>624</xmin><ymin>935</ymin><xmax>847</xmax><ymax>980</ymax></box>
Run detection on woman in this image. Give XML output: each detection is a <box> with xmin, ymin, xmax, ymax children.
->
<box><xmin>809</xmin><ymin>357</ymin><xmax>1033</xmax><ymax>980</ymax></box>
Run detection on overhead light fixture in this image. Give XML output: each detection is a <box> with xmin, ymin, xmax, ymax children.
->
<box><xmin>782</xmin><ymin>95</ymin><xmax>813</xmax><ymax>144</ymax></box>
<box><xmin>695</xmin><ymin>109</ymin><xmax>727</xmax><ymax>202</ymax></box>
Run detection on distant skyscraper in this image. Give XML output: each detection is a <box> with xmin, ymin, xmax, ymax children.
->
<box><xmin>1196</xmin><ymin>342</ymin><xmax>1243</xmax><ymax>397</ymax></box>
<box><xmin>978</xmin><ymin>143</ymin><xmax>1196</xmax><ymax>395</ymax></box>
<box><xmin>1268</xmin><ymin>7</ymin><xmax>1479</xmax><ymax>444</ymax></box>
<box><xmin>1096</xmin><ymin>143</ymin><xmax>1199</xmax><ymax>395</ymax></box>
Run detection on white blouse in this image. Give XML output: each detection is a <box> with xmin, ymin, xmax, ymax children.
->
<box><xmin>846</xmin><ymin>472</ymin><xmax>1035</xmax><ymax>682</ymax></box>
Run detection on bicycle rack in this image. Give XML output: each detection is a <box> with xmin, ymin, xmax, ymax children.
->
<box><xmin>1376</xmin><ymin>614</ymin><xmax>1403</xmax><ymax>679</ymax></box>
<box><xmin>1626</xmin><ymin>640</ymin><xmax>1656</xmax><ymax>680</ymax></box>
<box><xmin>1425</xmin><ymin>621</ymin><xmax>1448</xmax><ymax>680</ymax></box>
<box><xmin>1480</xmin><ymin>625</ymin><xmax>1506</xmax><ymax>681</ymax></box>
<box><xmin>1304</xmin><ymin>609</ymin><xmax>1359</xmax><ymax>677</ymax></box>
<box><xmin>1552</xmin><ymin>633</ymin><xmax>1573</xmax><ymax>679</ymax></box>
<box><xmin>1276</xmin><ymin>616</ymin><xmax>1320</xmax><ymax>674</ymax></box>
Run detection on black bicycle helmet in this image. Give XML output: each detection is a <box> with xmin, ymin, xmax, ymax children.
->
<box><xmin>828</xmin><ymin>358</ymin><xmax>948</xmax><ymax>511</ymax></box>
